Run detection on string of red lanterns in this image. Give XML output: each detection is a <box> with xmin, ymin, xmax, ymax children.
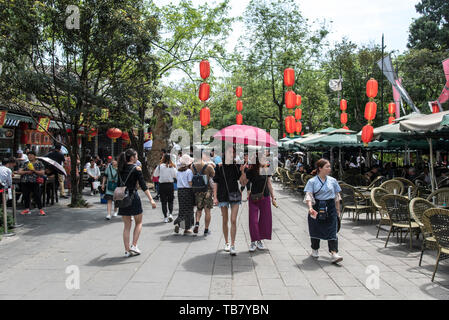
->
<box><xmin>236</xmin><ymin>86</ymin><xmax>243</xmax><ymax>125</ymax></box>
<box><xmin>340</xmin><ymin>99</ymin><xmax>349</xmax><ymax>131</ymax></box>
<box><xmin>388</xmin><ymin>102</ymin><xmax>396</xmax><ymax>124</ymax></box>
<box><xmin>199</xmin><ymin>60</ymin><xmax>211</xmax><ymax>127</ymax></box>
<box><xmin>284</xmin><ymin>68</ymin><xmax>296</xmax><ymax>137</ymax></box>
<box><xmin>295</xmin><ymin>94</ymin><xmax>303</xmax><ymax>136</ymax></box>
<box><xmin>361</xmin><ymin>78</ymin><xmax>378</xmax><ymax>146</ymax></box>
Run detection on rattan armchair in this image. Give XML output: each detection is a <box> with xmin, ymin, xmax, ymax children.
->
<box><xmin>285</xmin><ymin>170</ymin><xmax>297</xmax><ymax>190</ymax></box>
<box><xmin>426</xmin><ymin>188</ymin><xmax>449</xmax><ymax>207</ymax></box>
<box><xmin>409</xmin><ymin>198</ymin><xmax>437</xmax><ymax>266</ymax></box>
<box><xmin>371</xmin><ymin>187</ymin><xmax>390</xmax><ymax>238</ymax></box>
<box><xmin>422</xmin><ymin>208</ymin><xmax>449</xmax><ymax>282</ymax></box>
<box><xmin>381</xmin><ymin>194</ymin><xmax>420</xmax><ymax>250</ymax></box>
<box><xmin>340</xmin><ymin>183</ymin><xmax>375</xmax><ymax>221</ymax></box>
<box><xmin>380</xmin><ymin>180</ymin><xmax>404</xmax><ymax>195</ymax></box>
<box><xmin>393</xmin><ymin>177</ymin><xmax>418</xmax><ymax>198</ymax></box>
<box><xmin>357</xmin><ymin>176</ymin><xmax>385</xmax><ymax>192</ymax></box>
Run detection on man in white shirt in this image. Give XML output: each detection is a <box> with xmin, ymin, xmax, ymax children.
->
<box><xmin>85</xmin><ymin>158</ymin><xmax>100</xmax><ymax>196</ymax></box>
<box><xmin>0</xmin><ymin>158</ymin><xmax>16</xmax><ymax>189</ymax></box>
<box><xmin>285</xmin><ymin>157</ymin><xmax>292</xmax><ymax>170</ymax></box>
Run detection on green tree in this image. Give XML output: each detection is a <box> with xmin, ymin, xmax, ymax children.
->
<box><xmin>408</xmin><ymin>0</ymin><xmax>449</xmax><ymax>51</ymax></box>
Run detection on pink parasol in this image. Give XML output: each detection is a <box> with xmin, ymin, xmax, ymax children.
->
<box><xmin>213</xmin><ymin>125</ymin><xmax>278</xmax><ymax>147</ymax></box>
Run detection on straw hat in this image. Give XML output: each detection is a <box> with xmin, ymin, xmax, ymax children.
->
<box><xmin>180</xmin><ymin>154</ymin><xmax>194</xmax><ymax>166</ymax></box>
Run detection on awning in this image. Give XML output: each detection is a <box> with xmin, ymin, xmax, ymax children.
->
<box><xmin>6</xmin><ymin>113</ymin><xmax>33</xmax><ymax>125</ymax></box>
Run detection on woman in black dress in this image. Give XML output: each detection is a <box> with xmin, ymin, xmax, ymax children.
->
<box><xmin>118</xmin><ymin>149</ymin><xmax>156</xmax><ymax>257</ymax></box>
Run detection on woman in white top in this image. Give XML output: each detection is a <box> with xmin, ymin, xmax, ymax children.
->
<box><xmin>86</xmin><ymin>158</ymin><xmax>101</xmax><ymax>195</ymax></box>
<box><xmin>174</xmin><ymin>154</ymin><xmax>194</xmax><ymax>235</ymax></box>
<box><xmin>153</xmin><ymin>154</ymin><xmax>177</xmax><ymax>223</ymax></box>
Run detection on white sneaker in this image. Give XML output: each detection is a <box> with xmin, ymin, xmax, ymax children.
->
<box><xmin>249</xmin><ymin>242</ymin><xmax>257</xmax><ymax>252</ymax></box>
<box><xmin>230</xmin><ymin>246</ymin><xmax>237</xmax><ymax>256</ymax></box>
<box><xmin>164</xmin><ymin>217</ymin><xmax>169</xmax><ymax>223</ymax></box>
<box><xmin>256</xmin><ymin>240</ymin><xmax>265</xmax><ymax>250</ymax></box>
<box><xmin>131</xmin><ymin>216</ymin><xmax>134</xmax><ymax>221</ymax></box>
<box><xmin>90</xmin><ymin>192</ymin><xmax>94</xmax><ymax>196</ymax></box>
<box><xmin>331</xmin><ymin>252</ymin><xmax>343</xmax><ymax>264</ymax></box>
<box><xmin>168</xmin><ymin>214</ymin><xmax>173</xmax><ymax>222</ymax></box>
<box><xmin>113</xmin><ymin>211</ymin><xmax>118</xmax><ymax>217</ymax></box>
<box><xmin>311</xmin><ymin>249</ymin><xmax>319</xmax><ymax>258</ymax></box>
<box><xmin>130</xmin><ymin>245</ymin><xmax>141</xmax><ymax>256</ymax></box>
<box><xmin>106</xmin><ymin>215</ymin><xmax>111</xmax><ymax>220</ymax></box>
<box><xmin>124</xmin><ymin>251</ymin><xmax>131</xmax><ymax>258</ymax></box>
<box><xmin>224</xmin><ymin>243</ymin><xmax>231</xmax><ymax>252</ymax></box>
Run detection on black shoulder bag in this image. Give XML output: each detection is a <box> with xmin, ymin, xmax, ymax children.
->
<box><xmin>222</xmin><ymin>165</ymin><xmax>242</xmax><ymax>202</ymax></box>
<box><xmin>250</xmin><ymin>173</ymin><xmax>268</xmax><ymax>202</ymax></box>
<box><xmin>313</xmin><ymin>178</ymin><xmax>328</xmax><ymax>221</ymax></box>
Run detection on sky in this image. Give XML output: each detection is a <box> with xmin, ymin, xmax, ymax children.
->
<box><xmin>154</xmin><ymin>0</ymin><xmax>421</xmax><ymax>80</ymax></box>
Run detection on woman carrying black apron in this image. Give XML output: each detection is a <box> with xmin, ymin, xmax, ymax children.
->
<box><xmin>304</xmin><ymin>159</ymin><xmax>343</xmax><ymax>264</ymax></box>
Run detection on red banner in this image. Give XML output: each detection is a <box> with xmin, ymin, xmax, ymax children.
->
<box><xmin>0</xmin><ymin>111</ymin><xmax>7</xmax><ymax>128</ymax></box>
<box><xmin>23</xmin><ymin>130</ymin><xmax>52</xmax><ymax>145</ymax></box>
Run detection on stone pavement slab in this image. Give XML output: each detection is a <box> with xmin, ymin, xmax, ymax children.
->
<box><xmin>0</xmin><ymin>184</ymin><xmax>448</xmax><ymax>300</ymax></box>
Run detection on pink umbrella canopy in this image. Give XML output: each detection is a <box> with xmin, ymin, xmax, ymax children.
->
<box><xmin>213</xmin><ymin>125</ymin><xmax>278</xmax><ymax>147</ymax></box>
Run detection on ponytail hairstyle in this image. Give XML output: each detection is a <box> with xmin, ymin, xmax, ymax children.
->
<box><xmin>160</xmin><ymin>153</ymin><xmax>175</xmax><ymax>168</ymax></box>
<box><xmin>315</xmin><ymin>159</ymin><xmax>330</xmax><ymax>176</ymax></box>
<box><xmin>118</xmin><ymin>148</ymin><xmax>137</xmax><ymax>172</ymax></box>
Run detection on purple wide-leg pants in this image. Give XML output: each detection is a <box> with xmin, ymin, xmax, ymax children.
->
<box><xmin>248</xmin><ymin>196</ymin><xmax>272</xmax><ymax>242</ymax></box>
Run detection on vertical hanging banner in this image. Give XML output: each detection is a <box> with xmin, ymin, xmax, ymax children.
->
<box><xmin>437</xmin><ymin>58</ymin><xmax>449</xmax><ymax>106</ymax></box>
<box><xmin>0</xmin><ymin>111</ymin><xmax>7</xmax><ymax>128</ymax></box>
<box><xmin>101</xmin><ymin>109</ymin><xmax>109</xmax><ymax>121</ymax></box>
<box><xmin>37</xmin><ymin>117</ymin><xmax>51</xmax><ymax>133</ymax></box>
<box><xmin>392</xmin><ymin>79</ymin><xmax>404</xmax><ymax>118</ymax></box>
<box><xmin>377</xmin><ymin>55</ymin><xmax>420</xmax><ymax>113</ymax></box>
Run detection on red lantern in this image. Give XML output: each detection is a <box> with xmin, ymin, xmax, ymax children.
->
<box><xmin>340</xmin><ymin>99</ymin><xmax>347</xmax><ymax>111</ymax></box>
<box><xmin>121</xmin><ymin>131</ymin><xmax>130</xmax><ymax>141</ymax></box>
<box><xmin>88</xmin><ymin>128</ymin><xmax>98</xmax><ymax>141</ymax></box>
<box><xmin>284</xmin><ymin>68</ymin><xmax>295</xmax><ymax>87</ymax></box>
<box><xmin>361</xmin><ymin>125</ymin><xmax>374</xmax><ymax>144</ymax></box>
<box><xmin>301</xmin><ymin>132</ymin><xmax>304</xmax><ymax>136</ymax></box>
<box><xmin>432</xmin><ymin>103</ymin><xmax>440</xmax><ymax>114</ymax></box>
<box><xmin>199</xmin><ymin>83</ymin><xmax>210</xmax><ymax>101</ymax></box>
<box><xmin>236</xmin><ymin>113</ymin><xmax>243</xmax><ymax>125</ymax></box>
<box><xmin>283</xmin><ymin>133</ymin><xmax>287</xmax><ymax>138</ymax></box>
<box><xmin>295</xmin><ymin>108</ymin><xmax>302</xmax><ymax>120</ymax></box>
<box><xmin>235</xmin><ymin>86</ymin><xmax>242</xmax><ymax>98</ymax></box>
<box><xmin>236</xmin><ymin>100</ymin><xmax>243</xmax><ymax>112</ymax></box>
<box><xmin>200</xmin><ymin>60</ymin><xmax>210</xmax><ymax>80</ymax></box>
<box><xmin>285</xmin><ymin>116</ymin><xmax>295</xmax><ymax>134</ymax></box>
<box><xmin>295</xmin><ymin>95</ymin><xmax>302</xmax><ymax>107</ymax></box>
<box><xmin>388</xmin><ymin>103</ymin><xmax>396</xmax><ymax>115</ymax></box>
<box><xmin>285</xmin><ymin>91</ymin><xmax>296</xmax><ymax>109</ymax></box>
<box><xmin>295</xmin><ymin>121</ymin><xmax>302</xmax><ymax>135</ymax></box>
<box><xmin>200</xmin><ymin>107</ymin><xmax>210</xmax><ymax>127</ymax></box>
<box><xmin>388</xmin><ymin>116</ymin><xmax>395</xmax><ymax>124</ymax></box>
<box><xmin>340</xmin><ymin>112</ymin><xmax>348</xmax><ymax>124</ymax></box>
<box><xmin>366</xmin><ymin>78</ymin><xmax>378</xmax><ymax>98</ymax></box>
<box><xmin>107</xmin><ymin>128</ymin><xmax>122</xmax><ymax>143</ymax></box>
<box><xmin>342</xmin><ymin>126</ymin><xmax>349</xmax><ymax>130</ymax></box>
<box><xmin>364</xmin><ymin>101</ymin><xmax>377</xmax><ymax>121</ymax></box>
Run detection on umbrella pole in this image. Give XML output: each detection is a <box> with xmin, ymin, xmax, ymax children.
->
<box><xmin>428</xmin><ymin>138</ymin><xmax>436</xmax><ymax>193</ymax></box>
<box><xmin>339</xmin><ymin>147</ymin><xmax>343</xmax><ymax>180</ymax></box>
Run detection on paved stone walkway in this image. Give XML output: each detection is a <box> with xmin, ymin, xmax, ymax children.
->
<box><xmin>0</xmin><ymin>183</ymin><xmax>448</xmax><ymax>300</ymax></box>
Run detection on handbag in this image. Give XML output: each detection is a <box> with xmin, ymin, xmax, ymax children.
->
<box><xmin>249</xmin><ymin>173</ymin><xmax>268</xmax><ymax>202</ymax></box>
<box><xmin>222</xmin><ymin>165</ymin><xmax>242</xmax><ymax>203</ymax></box>
<box><xmin>313</xmin><ymin>177</ymin><xmax>328</xmax><ymax>221</ymax></box>
<box><xmin>36</xmin><ymin>176</ymin><xmax>44</xmax><ymax>185</ymax></box>
<box><xmin>113</xmin><ymin>166</ymin><xmax>136</xmax><ymax>208</ymax></box>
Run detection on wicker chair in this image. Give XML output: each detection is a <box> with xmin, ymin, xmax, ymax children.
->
<box><xmin>371</xmin><ymin>187</ymin><xmax>390</xmax><ymax>238</ymax></box>
<box><xmin>393</xmin><ymin>177</ymin><xmax>418</xmax><ymax>198</ymax></box>
<box><xmin>285</xmin><ymin>171</ymin><xmax>297</xmax><ymax>190</ymax></box>
<box><xmin>303</xmin><ymin>174</ymin><xmax>313</xmax><ymax>185</ymax></box>
<box><xmin>358</xmin><ymin>176</ymin><xmax>385</xmax><ymax>192</ymax></box>
<box><xmin>381</xmin><ymin>194</ymin><xmax>420</xmax><ymax>250</ymax></box>
<box><xmin>273</xmin><ymin>167</ymin><xmax>282</xmax><ymax>182</ymax></box>
<box><xmin>426</xmin><ymin>188</ymin><xmax>449</xmax><ymax>207</ymax></box>
<box><xmin>380</xmin><ymin>180</ymin><xmax>404</xmax><ymax>195</ymax></box>
<box><xmin>437</xmin><ymin>176</ymin><xmax>449</xmax><ymax>189</ymax></box>
<box><xmin>409</xmin><ymin>198</ymin><xmax>437</xmax><ymax>266</ymax></box>
<box><xmin>340</xmin><ymin>183</ymin><xmax>375</xmax><ymax>221</ymax></box>
<box><xmin>423</xmin><ymin>208</ymin><xmax>449</xmax><ymax>282</ymax></box>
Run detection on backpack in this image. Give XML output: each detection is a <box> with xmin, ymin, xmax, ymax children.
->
<box><xmin>192</xmin><ymin>164</ymin><xmax>209</xmax><ymax>193</ymax></box>
<box><xmin>113</xmin><ymin>166</ymin><xmax>136</xmax><ymax>208</ymax></box>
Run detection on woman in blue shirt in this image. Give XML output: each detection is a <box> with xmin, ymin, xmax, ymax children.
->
<box><xmin>304</xmin><ymin>159</ymin><xmax>343</xmax><ymax>264</ymax></box>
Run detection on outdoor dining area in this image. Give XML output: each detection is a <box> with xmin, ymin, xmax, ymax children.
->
<box><xmin>276</xmin><ymin>111</ymin><xmax>449</xmax><ymax>282</ymax></box>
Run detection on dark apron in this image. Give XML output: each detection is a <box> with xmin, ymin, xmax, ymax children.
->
<box><xmin>308</xmin><ymin>199</ymin><xmax>338</xmax><ymax>241</ymax></box>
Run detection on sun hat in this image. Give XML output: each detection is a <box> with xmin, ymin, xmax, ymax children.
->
<box><xmin>180</xmin><ymin>154</ymin><xmax>194</xmax><ymax>166</ymax></box>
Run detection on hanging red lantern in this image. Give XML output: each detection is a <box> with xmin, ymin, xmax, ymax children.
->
<box><xmin>236</xmin><ymin>113</ymin><xmax>243</xmax><ymax>125</ymax></box>
<box><xmin>366</xmin><ymin>78</ymin><xmax>378</xmax><ymax>98</ymax></box>
<box><xmin>340</xmin><ymin>112</ymin><xmax>348</xmax><ymax>124</ymax></box>
<box><xmin>361</xmin><ymin>125</ymin><xmax>374</xmax><ymax>145</ymax></box>
<box><xmin>107</xmin><ymin>128</ymin><xmax>122</xmax><ymax>143</ymax></box>
<box><xmin>236</xmin><ymin>100</ymin><xmax>243</xmax><ymax>112</ymax></box>
<box><xmin>364</xmin><ymin>101</ymin><xmax>377</xmax><ymax>121</ymax></box>
<box><xmin>285</xmin><ymin>91</ymin><xmax>296</xmax><ymax>109</ymax></box>
<box><xmin>200</xmin><ymin>107</ymin><xmax>210</xmax><ymax>127</ymax></box>
<box><xmin>340</xmin><ymin>99</ymin><xmax>347</xmax><ymax>111</ymax></box>
<box><xmin>295</xmin><ymin>121</ymin><xmax>302</xmax><ymax>135</ymax></box>
<box><xmin>283</xmin><ymin>133</ymin><xmax>287</xmax><ymax>138</ymax></box>
<box><xmin>295</xmin><ymin>108</ymin><xmax>302</xmax><ymax>120</ymax></box>
<box><xmin>432</xmin><ymin>102</ymin><xmax>440</xmax><ymax>114</ymax></box>
<box><xmin>388</xmin><ymin>116</ymin><xmax>395</xmax><ymax>124</ymax></box>
<box><xmin>285</xmin><ymin>116</ymin><xmax>295</xmax><ymax>134</ymax></box>
<box><xmin>295</xmin><ymin>95</ymin><xmax>302</xmax><ymax>107</ymax></box>
<box><xmin>200</xmin><ymin>60</ymin><xmax>210</xmax><ymax>80</ymax></box>
<box><xmin>199</xmin><ymin>83</ymin><xmax>210</xmax><ymax>101</ymax></box>
<box><xmin>235</xmin><ymin>86</ymin><xmax>242</xmax><ymax>98</ymax></box>
<box><xmin>121</xmin><ymin>131</ymin><xmax>130</xmax><ymax>141</ymax></box>
<box><xmin>301</xmin><ymin>132</ymin><xmax>304</xmax><ymax>136</ymax></box>
<box><xmin>343</xmin><ymin>126</ymin><xmax>349</xmax><ymax>130</ymax></box>
<box><xmin>88</xmin><ymin>128</ymin><xmax>98</xmax><ymax>142</ymax></box>
<box><xmin>388</xmin><ymin>103</ymin><xmax>396</xmax><ymax>115</ymax></box>
<box><xmin>284</xmin><ymin>68</ymin><xmax>295</xmax><ymax>87</ymax></box>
